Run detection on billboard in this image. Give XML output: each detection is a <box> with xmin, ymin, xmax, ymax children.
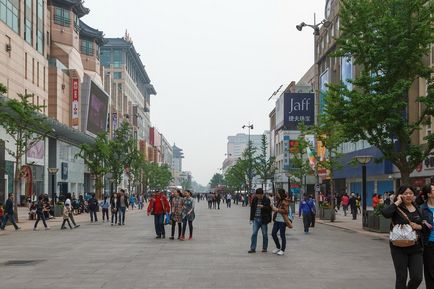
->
<box><xmin>71</xmin><ymin>79</ymin><xmax>79</xmax><ymax>129</ymax></box>
<box><xmin>86</xmin><ymin>82</ymin><xmax>109</xmax><ymax>136</ymax></box>
<box><xmin>27</xmin><ymin>140</ymin><xmax>45</xmax><ymax>166</ymax></box>
<box><xmin>276</xmin><ymin>93</ymin><xmax>315</xmax><ymax>131</ymax></box>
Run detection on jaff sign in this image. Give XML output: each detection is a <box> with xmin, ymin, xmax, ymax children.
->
<box><xmin>71</xmin><ymin>78</ymin><xmax>79</xmax><ymax>129</ymax></box>
<box><xmin>276</xmin><ymin>93</ymin><xmax>315</xmax><ymax>130</ymax></box>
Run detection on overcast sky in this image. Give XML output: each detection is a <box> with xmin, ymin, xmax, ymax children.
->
<box><xmin>84</xmin><ymin>0</ymin><xmax>326</xmax><ymax>186</ymax></box>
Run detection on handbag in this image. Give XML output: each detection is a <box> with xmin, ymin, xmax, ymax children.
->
<box><xmin>164</xmin><ymin>213</ymin><xmax>171</xmax><ymax>225</ymax></box>
<box><xmin>389</xmin><ymin>207</ymin><xmax>418</xmax><ymax>247</ymax></box>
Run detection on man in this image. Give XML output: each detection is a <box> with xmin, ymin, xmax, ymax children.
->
<box><xmin>88</xmin><ymin>193</ymin><xmax>98</xmax><ymax>223</ymax></box>
<box><xmin>118</xmin><ymin>189</ymin><xmax>129</xmax><ymax>225</ymax></box>
<box><xmin>349</xmin><ymin>193</ymin><xmax>358</xmax><ymax>220</ymax></box>
<box><xmin>248</xmin><ymin>188</ymin><xmax>272</xmax><ymax>253</ymax></box>
<box><xmin>341</xmin><ymin>193</ymin><xmax>350</xmax><ymax>216</ymax></box>
<box><xmin>226</xmin><ymin>193</ymin><xmax>232</xmax><ymax>208</ymax></box>
<box><xmin>299</xmin><ymin>194</ymin><xmax>314</xmax><ymax>233</ymax></box>
<box><xmin>1</xmin><ymin>194</ymin><xmax>20</xmax><ymax>231</ymax></box>
<box><xmin>147</xmin><ymin>190</ymin><xmax>170</xmax><ymax>238</ymax></box>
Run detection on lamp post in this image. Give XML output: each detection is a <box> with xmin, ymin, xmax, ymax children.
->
<box><xmin>242</xmin><ymin>123</ymin><xmax>254</xmax><ymax>193</ymax></box>
<box><xmin>47</xmin><ymin>168</ymin><xmax>59</xmax><ymax>205</ymax></box>
<box><xmin>355</xmin><ymin>155</ymin><xmax>373</xmax><ymax>228</ymax></box>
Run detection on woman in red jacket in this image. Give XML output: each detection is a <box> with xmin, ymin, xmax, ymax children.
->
<box><xmin>147</xmin><ymin>190</ymin><xmax>170</xmax><ymax>239</ymax></box>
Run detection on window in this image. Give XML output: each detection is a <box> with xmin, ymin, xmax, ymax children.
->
<box><xmin>341</xmin><ymin>56</ymin><xmax>353</xmax><ymax>91</ymax></box>
<box><xmin>0</xmin><ymin>0</ymin><xmax>20</xmax><ymax>33</ymax></box>
<box><xmin>113</xmin><ymin>72</ymin><xmax>122</xmax><ymax>79</ymax></box>
<box><xmin>25</xmin><ymin>53</ymin><xmax>28</xmax><ymax>79</ymax></box>
<box><xmin>24</xmin><ymin>0</ymin><xmax>32</xmax><ymax>44</ymax></box>
<box><xmin>73</xmin><ymin>13</ymin><xmax>79</xmax><ymax>32</ymax></box>
<box><xmin>37</xmin><ymin>62</ymin><xmax>39</xmax><ymax>87</ymax></box>
<box><xmin>54</xmin><ymin>7</ymin><xmax>70</xmax><ymax>27</ymax></box>
<box><xmin>36</xmin><ymin>0</ymin><xmax>44</xmax><ymax>54</ymax></box>
<box><xmin>100</xmin><ymin>50</ymin><xmax>111</xmax><ymax>67</ymax></box>
<box><xmin>43</xmin><ymin>66</ymin><xmax>46</xmax><ymax>91</ymax></box>
<box><xmin>32</xmin><ymin>58</ymin><xmax>35</xmax><ymax>84</ymax></box>
<box><xmin>113</xmin><ymin>50</ymin><xmax>123</xmax><ymax>68</ymax></box>
<box><xmin>80</xmin><ymin>39</ymin><xmax>93</xmax><ymax>56</ymax></box>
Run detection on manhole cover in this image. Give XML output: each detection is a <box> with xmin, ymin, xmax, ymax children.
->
<box><xmin>4</xmin><ymin>260</ymin><xmax>45</xmax><ymax>266</ymax></box>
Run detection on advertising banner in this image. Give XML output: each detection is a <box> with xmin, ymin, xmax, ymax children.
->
<box><xmin>71</xmin><ymin>79</ymin><xmax>79</xmax><ymax>129</ymax></box>
<box><xmin>86</xmin><ymin>82</ymin><xmax>109</xmax><ymax>136</ymax></box>
<box><xmin>27</xmin><ymin>140</ymin><xmax>45</xmax><ymax>166</ymax></box>
<box><xmin>276</xmin><ymin>93</ymin><xmax>315</xmax><ymax>131</ymax></box>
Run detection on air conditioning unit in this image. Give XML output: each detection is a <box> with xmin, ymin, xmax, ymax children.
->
<box><xmin>5</xmin><ymin>44</ymin><xmax>11</xmax><ymax>52</ymax></box>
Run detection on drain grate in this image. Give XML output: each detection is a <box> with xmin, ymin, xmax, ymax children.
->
<box><xmin>4</xmin><ymin>260</ymin><xmax>45</xmax><ymax>266</ymax></box>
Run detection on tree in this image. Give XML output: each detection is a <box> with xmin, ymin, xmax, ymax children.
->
<box><xmin>241</xmin><ymin>141</ymin><xmax>257</xmax><ymax>193</ymax></box>
<box><xmin>325</xmin><ymin>0</ymin><xmax>434</xmax><ymax>184</ymax></box>
<box><xmin>0</xmin><ymin>93</ymin><xmax>51</xmax><ymax>220</ymax></box>
<box><xmin>255</xmin><ymin>134</ymin><xmax>276</xmax><ymax>191</ymax></box>
<box><xmin>147</xmin><ymin>162</ymin><xmax>172</xmax><ymax>191</ymax></box>
<box><xmin>289</xmin><ymin>133</ymin><xmax>313</xmax><ymax>196</ymax></box>
<box><xmin>76</xmin><ymin>131</ymin><xmax>109</xmax><ymax>199</ymax></box>
<box><xmin>209</xmin><ymin>173</ymin><xmax>224</xmax><ymax>189</ymax></box>
<box><xmin>225</xmin><ymin>162</ymin><xmax>247</xmax><ymax>193</ymax></box>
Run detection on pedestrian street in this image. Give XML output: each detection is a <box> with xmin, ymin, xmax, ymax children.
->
<box><xmin>0</xmin><ymin>201</ymin><xmax>413</xmax><ymax>289</ymax></box>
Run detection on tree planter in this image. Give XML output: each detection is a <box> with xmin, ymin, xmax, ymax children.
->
<box><xmin>53</xmin><ymin>205</ymin><xmax>64</xmax><ymax>217</ymax></box>
<box><xmin>364</xmin><ymin>210</ymin><xmax>390</xmax><ymax>233</ymax></box>
<box><xmin>319</xmin><ymin>207</ymin><xmax>333</xmax><ymax>220</ymax></box>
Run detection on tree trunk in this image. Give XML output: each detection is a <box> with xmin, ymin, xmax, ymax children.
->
<box><xmin>399</xmin><ymin>167</ymin><xmax>411</xmax><ymax>186</ymax></box>
<box><xmin>13</xmin><ymin>163</ymin><xmax>20</xmax><ymax>223</ymax></box>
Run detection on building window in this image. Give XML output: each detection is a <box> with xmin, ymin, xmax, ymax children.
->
<box><xmin>37</xmin><ymin>62</ymin><xmax>39</xmax><ymax>87</ymax></box>
<box><xmin>25</xmin><ymin>53</ymin><xmax>28</xmax><ymax>79</ymax></box>
<box><xmin>100</xmin><ymin>50</ymin><xmax>111</xmax><ymax>67</ymax></box>
<box><xmin>73</xmin><ymin>13</ymin><xmax>79</xmax><ymax>32</ymax></box>
<box><xmin>54</xmin><ymin>7</ymin><xmax>70</xmax><ymax>27</ymax></box>
<box><xmin>341</xmin><ymin>56</ymin><xmax>353</xmax><ymax>91</ymax></box>
<box><xmin>0</xmin><ymin>0</ymin><xmax>20</xmax><ymax>33</ymax></box>
<box><xmin>36</xmin><ymin>0</ymin><xmax>44</xmax><ymax>54</ymax></box>
<box><xmin>80</xmin><ymin>39</ymin><xmax>93</xmax><ymax>56</ymax></box>
<box><xmin>113</xmin><ymin>72</ymin><xmax>122</xmax><ymax>79</ymax></box>
<box><xmin>113</xmin><ymin>50</ymin><xmax>123</xmax><ymax>68</ymax></box>
<box><xmin>43</xmin><ymin>66</ymin><xmax>46</xmax><ymax>91</ymax></box>
<box><xmin>24</xmin><ymin>0</ymin><xmax>32</xmax><ymax>44</ymax></box>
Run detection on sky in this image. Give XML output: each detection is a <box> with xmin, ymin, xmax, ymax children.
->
<box><xmin>84</xmin><ymin>0</ymin><xmax>327</xmax><ymax>186</ymax></box>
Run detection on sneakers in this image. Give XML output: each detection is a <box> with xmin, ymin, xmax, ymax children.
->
<box><xmin>169</xmin><ymin>236</ymin><xmax>175</xmax><ymax>240</ymax></box>
<box><xmin>261</xmin><ymin>249</ymin><xmax>267</xmax><ymax>253</ymax></box>
<box><xmin>248</xmin><ymin>249</ymin><xmax>256</xmax><ymax>253</ymax></box>
<box><xmin>277</xmin><ymin>250</ymin><xmax>285</xmax><ymax>256</ymax></box>
<box><xmin>74</xmin><ymin>225</ymin><xmax>80</xmax><ymax>228</ymax></box>
<box><xmin>272</xmin><ymin>248</ymin><xmax>280</xmax><ymax>254</ymax></box>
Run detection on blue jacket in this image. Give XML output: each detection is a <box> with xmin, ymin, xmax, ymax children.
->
<box><xmin>4</xmin><ymin>199</ymin><xmax>14</xmax><ymax>215</ymax></box>
<box><xmin>420</xmin><ymin>202</ymin><xmax>434</xmax><ymax>244</ymax></box>
<box><xmin>299</xmin><ymin>199</ymin><xmax>314</xmax><ymax>217</ymax></box>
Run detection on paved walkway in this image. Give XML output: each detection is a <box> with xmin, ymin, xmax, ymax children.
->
<box><xmin>0</xmin><ymin>201</ymin><xmax>423</xmax><ymax>289</ymax></box>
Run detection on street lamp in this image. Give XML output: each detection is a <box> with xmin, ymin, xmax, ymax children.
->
<box><xmin>47</xmin><ymin>168</ymin><xmax>59</xmax><ymax>205</ymax></box>
<box><xmin>296</xmin><ymin>19</ymin><xmax>331</xmax><ymax>35</ymax></box>
<box><xmin>355</xmin><ymin>155</ymin><xmax>373</xmax><ymax>228</ymax></box>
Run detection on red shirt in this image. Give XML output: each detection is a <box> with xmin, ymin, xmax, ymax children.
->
<box><xmin>147</xmin><ymin>195</ymin><xmax>170</xmax><ymax>215</ymax></box>
<box><xmin>341</xmin><ymin>195</ymin><xmax>349</xmax><ymax>206</ymax></box>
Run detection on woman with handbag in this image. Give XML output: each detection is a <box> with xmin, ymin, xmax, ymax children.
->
<box><xmin>382</xmin><ymin>185</ymin><xmax>424</xmax><ymax>289</ymax></box>
<box><xmin>420</xmin><ymin>184</ymin><xmax>434</xmax><ymax>289</ymax></box>
<box><xmin>180</xmin><ymin>190</ymin><xmax>195</xmax><ymax>240</ymax></box>
<box><xmin>271</xmin><ymin>189</ymin><xmax>290</xmax><ymax>256</ymax></box>
<box><xmin>170</xmin><ymin>189</ymin><xmax>183</xmax><ymax>240</ymax></box>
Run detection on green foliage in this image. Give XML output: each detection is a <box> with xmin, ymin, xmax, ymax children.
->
<box><xmin>255</xmin><ymin>134</ymin><xmax>276</xmax><ymax>189</ymax></box>
<box><xmin>326</xmin><ymin>0</ymin><xmax>434</xmax><ymax>183</ymax></box>
<box><xmin>0</xmin><ymin>83</ymin><xmax>7</xmax><ymax>94</ymax></box>
<box><xmin>147</xmin><ymin>162</ymin><xmax>173</xmax><ymax>191</ymax></box>
<box><xmin>241</xmin><ymin>141</ymin><xmax>257</xmax><ymax>192</ymax></box>
<box><xmin>209</xmin><ymin>173</ymin><xmax>225</xmax><ymax>189</ymax></box>
<box><xmin>225</xmin><ymin>162</ymin><xmax>247</xmax><ymax>192</ymax></box>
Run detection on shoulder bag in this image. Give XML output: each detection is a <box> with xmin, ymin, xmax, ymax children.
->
<box><xmin>389</xmin><ymin>207</ymin><xmax>418</xmax><ymax>247</ymax></box>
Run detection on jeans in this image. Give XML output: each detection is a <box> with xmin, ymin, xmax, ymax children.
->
<box><xmin>271</xmin><ymin>221</ymin><xmax>286</xmax><ymax>251</ymax></box>
<box><xmin>102</xmin><ymin>208</ymin><xmax>109</xmax><ymax>221</ymax></box>
<box><xmin>1</xmin><ymin>213</ymin><xmax>19</xmax><ymax>230</ymax></box>
<box><xmin>250</xmin><ymin>218</ymin><xmax>268</xmax><ymax>251</ymax></box>
<box><xmin>34</xmin><ymin>211</ymin><xmax>48</xmax><ymax>228</ymax></box>
<box><xmin>423</xmin><ymin>243</ymin><xmax>434</xmax><ymax>289</ymax></box>
<box><xmin>182</xmin><ymin>219</ymin><xmax>193</xmax><ymax>237</ymax></box>
<box><xmin>90</xmin><ymin>210</ymin><xmax>98</xmax><ymax>222</ymax></box>
<box><xmin>390</xmin><ymin>246</ymin><xmax>423</xmax><ymax>289</ymax></box>
<box><xmin>154</xmin><ymin>214</ymin><xmax>165</xmax><ymax>237</ymax></box>
<box><xmin>118</xmin><ymin>207</ymin><xmax>126</xmax><ymax>224</ymax></box>
<box><xmin>302</xmin><ymin>213</ymin><xmax>312</xmax><ymax>233</ymax></box>
<box><xmin>227</xmin><ymin>200</ymin><xmax>231</xmax><ymax>208</ymax></box>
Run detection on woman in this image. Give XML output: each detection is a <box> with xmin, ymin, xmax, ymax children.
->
<box><xmin>420</xmin><ymin>184</ymin><xmax>434</xmax><ymax>289</ymax></box>
<box><xmin>170</xmin><ymin>190</ymin><xmax>183</xmax><ymax>240</ymax></box>
<box><xmin>33</xmin><ymin>195</ymin><xmax>49</xmax><ymax>230</ymax></box>
<box><xmin>181</xmin><ymin>190</ymin><xmax>195</xmax><ymax>240</ymax></box>
<box><xmin>382</xmin><ymin>185</ymin><xmax>424</xmax><ymax>289</ymax></box>
<box><xmin>110</xmin><ymin>193</ymin><xmax>118</xmax><ymax>226</ymax></box>
<box><xmin>271</xmin><ymin>189</ymin><xmax>289</xmax><ymax>256</ymax></box>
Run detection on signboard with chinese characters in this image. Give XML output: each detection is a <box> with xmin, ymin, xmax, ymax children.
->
<box><xmin>276</xmin><ymin>93</ymin><xmax>315</xmax><ymax>130</ymax></box>
<box><xmin>71</xmin><ymin>79</ymin><xmax>79</xmax><ymax>129</ymax></box>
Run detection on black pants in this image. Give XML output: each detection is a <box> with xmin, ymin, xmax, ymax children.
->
<box><xmin>171</xmin><ymin>221</ymin><xmax>182</xmax><ymax>238</ymax></box>
<box><xmin>90</xmin><ymin>210</ymin><xmax>98</xmax><ymax>222</ymax></box>
<box><xmin>34</xmin><ymin>212</ymin><xmax>47</xmax><ymax>229</ymax></box>
<box><xmin>424</xmin><ymin>243</ymin><xmax>434</xmax><ymax>289</ymax></box>
<box><xmin>227</xmin><ymin>200</ymin><xmax>231</xmax><ymax>208</ymax></box>
<box><xmin>351</xmin><ymin>207</ymin><xmax>357</xmax><ymax>220</ymax></box>
<box><xmin>102</xmin><ymin>208</ymin><xmax>109</xmax><ymax>221</ymax></box>
<box><xmin>302</xmin><ymin>213</ymin><xmax>312</xmax><ymax>233</ymax></box>
<box><xmin>182</xmin><ymin>219</ymin><xmax>193</xmax><ymax>237</ymax></box>
<box><xmin>390</xmin><ymin>245</ymin><xmax>423</xmax><ymax>289</ymax></box>
<box><xmin>111</xmin><ymin>210</ymin><xmax>117</xmax><ymax>224</ymax></box>
<box><xmin>208</xmin><ymin>201</ymin><xmax>212</xmax><ymax>209</ymax></box>
<box><xmin>61</xmin><ymin>218</ymin><xmax>72</xmax><ymax>229</ymax></box>
<box><xmin>271</xmin><ymin>222</ymin><xmax>286</xmax><ymax>251</ymax></box>
<box><xmin>310</xmin><ymin>213</ymin><xmax>316</xmax><ymax>227</ymax></box>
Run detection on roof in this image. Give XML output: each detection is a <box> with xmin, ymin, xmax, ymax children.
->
<box><xmin>79</xmin><ymin>21</ymin><xmax>105</xmax><ymax>46</ymax></box>
<box><xmin>49</xmin><ymin>0</ymin><xmax>90</xmax><ymax>18</ymax></box>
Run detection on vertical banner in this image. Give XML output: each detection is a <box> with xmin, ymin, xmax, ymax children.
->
<box><xmin>283</xmin><ymin>135</ymin><xmax>290</xmax><ymax>170</ymax></box>
<box><xmin>71</xmin><ymin>79</ymin><xmax>79</xmax><ymax>129</ymax></box>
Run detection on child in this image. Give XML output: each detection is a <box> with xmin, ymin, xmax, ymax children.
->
<box><xmin>61</xmin><ymin>203</ymin><xmax>73</xmax><ymax>230</ymax></box>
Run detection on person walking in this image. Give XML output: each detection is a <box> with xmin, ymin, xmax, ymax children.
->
<box><xmin>100</xmin><ymin>196</ymin><xmax>110</xmax><ymax>223</ymax></box>
<box><xmin>226</xmin><ymin>193</ymin><xmax>232</xmax><ymax>208</ymax></box>
<box><xmin>110</xmin><ymin>193</ymin><xmax>119</xmax><ymax>226</ymax></box>
<box><xmin>248</xmin><ymin>188</ymin><xmax>272</xmax><ymax>253</ymax></box>
<box><xmin>420</xmin><ymin>184</ymin><xmax>434</xmax><ymax>289</ymax></box>
<box><xmin>341</xmin><ymin>193</ymin><xmax>350</xmax><ymax>216</ymax></box>
<box><xmin>129</xmin><ymin>194</ymin><xmax>136</xmax><ymax>210</ymax></box>
<box><xmin>88</xmin><ymin>193</ymin><xmax>98</xmax><ymax>223</ymax></box>
<box><xmin>271</xmin><ymin>189</ymin><xmax>289</xmax><ymax>256</ymax></box>
<box><xmin>33</xmin><ymin>195</ymin><xmax>49</xmax><ymax>231</ymax></box>
<box><xmin>64</xmin><ymin>193</ymin><xmax>79</xmax><ymax>228</ymax></box>
<box><xmin>180</xmin><ymin>190</ymin><xmax>195</xmax><ymax>240</ymax></box>
<box><xmin>170</xmin><ymin>190</ymin><xmax>183</xmax><ymax>240</ymax></box>
<box><xmin>349</xmin><ymin>193</ymin><xmax>358</xmax><ymax>220</ymax></box>
<box><xmin>147</xmin><ymin>190</ymin><xmax>170</xmax><ymax>238</ymax></box>
<box><xmin>138</xmin><ymin>194</ymin><xmax>143</xmax><ymax>210</ymax></box>
<box><xmin>309</xmin><ymin>195</ymin><xmax>316</xmax><ymax>227</ymax></box>
<box><xmin>61</xmin><ymin>203</ymin><xmax>73</xmax><ymax>230</ymax></box>
<box><xmin>0</xmin><ymin>194</ymin><xmax>20</xmax><ymax>231</ymax></box>
<box><xmin>216</xmin><ymin>193</ymin><xmax>221</xmax><ymax>210</ymax></box>
<box><xmin>382</xmin><ymin>185</ymin><xmax>424</xmax><ymax>289</ymax></box>
<box><xmin>118</xmin><ymin>189</ymin><xmax>129</xmax><ymax>225</ymax></box>
<box><xmin>299</xmin><ymin>194</ymin><xmax>314</xmax><ymax>234</ymax></box>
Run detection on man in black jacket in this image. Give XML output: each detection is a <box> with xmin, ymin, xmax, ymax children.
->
<box><xmin>248</xmin><ymin>188</ymin><xmax>271</xmax><ymax>253</ymax></box>
<box><xmin>1</xmin><ymin>194</ymin><xmax>20</xmax><ymax>230</ymax></box>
